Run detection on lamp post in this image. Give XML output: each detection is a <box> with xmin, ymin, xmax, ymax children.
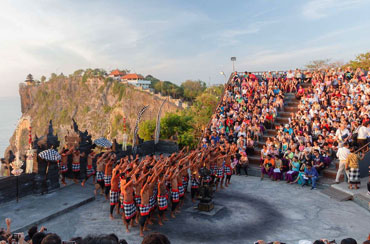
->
<box><xmin>219</xmin><ymin>71</ymin><xmax>227</xmax><ymax>83</ymax></box>
<box><xmin>231</xmin><ymin>57</ymin><xmax>236</xmax><ymax>72</ymax></box>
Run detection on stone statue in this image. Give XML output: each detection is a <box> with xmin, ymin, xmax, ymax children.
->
<box><xmin>122</xmin><ymin>133</ymin><xmax>128</xmax><ymax>151</ymax></box>
<box><xmin>26</xmin><ymin>149</ymin><xmax>36</xmax><ymax>173</ymax></box>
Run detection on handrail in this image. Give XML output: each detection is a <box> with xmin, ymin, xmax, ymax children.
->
<box><xmin>355</xmin><ymin>141</ymin><xmax>370</xmax><ymax>154</ymax></box>
<box><xmin>197</xmin><ymin>73</ymin><xmax>233</xmax><ymax>147</ymax></box>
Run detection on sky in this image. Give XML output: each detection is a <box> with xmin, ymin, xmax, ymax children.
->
<box><xmin>0</xmin><ymin>0</ymin><xmax>370</xmax><ymax>97</ymax></box>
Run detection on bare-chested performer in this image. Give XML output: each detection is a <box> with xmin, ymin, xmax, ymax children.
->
<box><xmin>157</xmin><ymin>166</ymin><xmax>169</xmax><ymax>225</ymax></box>
<box><xmin>104</xmin><ymin>154</ymin><xmax>115</xmax><ymax>200</ymax></box>
<box><xmin>59</xmin><ymin>147</ymin><xmax>71</xmax><ymax>186</ymax></box>
<box><xmin>95</xmin><ymin>152</ymin><xmax>109</xmax><ymax>196</ymax></box>
<box><xmin>215</xmin><ymin>151</ymin><xmax>228</xmax><ymax>191</ymax></box>
<box><xmin>139</xmin><ymin>173</ymin><xmax>155</xmax><ymax>237</ymax></box>
<box><xmin>72</xmin><ymin>149</ymin><xmax>82</xmax><ymax>184</ymax></box>
<box><xmin>109</xmin><ymin>165</ymin><xmax>121</xmax><ymax>219</ymax></box>
<box><xmin>81</xmin><ymin>151</ymin><xmax>96</xmax><ymax>187</ymax></box>
<box><xmin>120</xmin><ymin>172</ymin><xmax>137</xmax><ymax>232</ymax></box>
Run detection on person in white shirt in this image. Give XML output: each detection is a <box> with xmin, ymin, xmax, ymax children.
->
<box><xmin>357</xmin><ymin>122</ymin><xmax>370</xmax><ymax>147</ymax></box>
<box><xmin>335</xmin><ymin>123</ymin><xmax>350</xmax><ymax>144</ymax></box>
<box><xmin>335</xmin><ymin>142</ymin><xmax>351</xmax><ymax>183</ymax></box>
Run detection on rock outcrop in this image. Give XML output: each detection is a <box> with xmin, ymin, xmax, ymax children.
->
<box><xmin>5</xmin><ymin>76</ymin><xmax>181</xmax><ymax>157</ymax></box>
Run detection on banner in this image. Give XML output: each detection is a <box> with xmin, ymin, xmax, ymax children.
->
<box><xmin>154</xmin><ymin>99</ymin><xmax>167</xmax><ymax>144</ymax></box>
<box><xmin>132</xmin><ymin>105</ymin><xmax>149</xmax><ymax>153</ymax></box>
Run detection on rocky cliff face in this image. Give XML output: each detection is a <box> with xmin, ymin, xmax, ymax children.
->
<box><xmin>6</xmin><ymin>76</ymin><xmax>181</xmax><ymax>156</ymax></box>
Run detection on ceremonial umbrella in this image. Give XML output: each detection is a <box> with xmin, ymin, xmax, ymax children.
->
<box><xmin>38</xmin><ymin>149</ymin><xmax>61</xmax><ymax>161</ymax></box>
<box><xmin>94</xmin><ymin>137</ymin><xmax>112</xmax><ymax>148</ymax></box>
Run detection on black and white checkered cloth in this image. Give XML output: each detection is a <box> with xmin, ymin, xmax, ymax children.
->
<box><xmin>58</xmin><ymin>163</ymin><xmax>68</xmax><ymax>173</ymax></box>
<box><xmin>348</xmin><ymin>168</ymin><xmax>360</xmax><ymax>184</ymax></box>
<box><xmin>110</xmin><ymin>191</ymin><xmax>119</xmax><ymax>205</ymax></box>
<box><xmin>178</xmin><ymin>185</ymin><xmax>184</xmax><ymax>197</ymax></box>
<box><xmin>94</xmin><ymin>137</ymin><xmax>112</xmax><ymax>148</ymax></box>
<box><xmin>96</xmin><ymin>171</ymin><xmax>104</xmax><ymax>181</ymax></box>
<box><xmin>157</xmin><ymin>195</ymin><xmax>168</xmax><ymax>210</ymax></box>
<box><xmin>104</xmin><ymin>175</ymin><xmax>112</xmax><ymax>186</ymax></box>
<box><xmin>134</xmin><ymin>195</ymin><xmax>141</xmax><ymax>206</ymax></box>
<box><xmin>123</xmin><ymin>201</ymin><xmax>137</xmax><ymax>219</ymax></box>
<box><xmin>171</xmin><ymin>189</ymin><xmax>179</xmax><ymax>203</ymax></box>
<box><xmin>216</xmin><ymin>167</ymin><xmax>224</xmax><ymax>178</ymax></box>
<box><xmin>39</xmin><ymin>149</ymin><xmax>61</xmax><ymax>161</ymax></box>
<box><xmin>86</xmin><ymin>167</ymin><xmax>95</xmax><ymax>177</ymax></box>
<box><xmin>139</xmin><ymin>204</ymin><xmax>150</xmax><ymax>216</ymax></box>
<box><xmin>72</xmin><ymin>163</ymin><xmax>80</xmax><ymax>172</ymax></box>
<box><xmin>149</xmin><ymin>195</ymin><xmax>157</xmax><ymax>210</ymax></box>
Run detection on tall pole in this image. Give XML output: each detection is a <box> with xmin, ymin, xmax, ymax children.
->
<box><xmin>16</xmin><ymin>176</ymin><xmax>19</xmax><ymax>203</ymax></box>
<box><xmin>231</xmin><ymin>57</ymin><xmax>236</xmax><ymax>72</ymax></box>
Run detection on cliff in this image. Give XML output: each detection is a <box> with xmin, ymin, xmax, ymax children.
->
<box><xmin>6</xmin><ymin>76</ymin><xmax>181</xmax><ymax>156</ymax></box>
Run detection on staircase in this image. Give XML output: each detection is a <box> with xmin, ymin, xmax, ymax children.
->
<box><xmin>246</xmin><ymin>82</ymin><xmax>340</xmax><ymax>183</ymax></box>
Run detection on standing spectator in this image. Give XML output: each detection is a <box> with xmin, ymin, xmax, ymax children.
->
<box><xmin>345</xmin><ymin>147</ymin><xmax>364</xmax><ymax>190</ymax></box>
<box><xmin>357</xmin><ymin>122</ymin><xmax>370</xmax><ymax>150</ymax></box>
<box><xmin>336</xmin><ymin>142</ymin><xmax>350</xmax><ymax>184</ymax></box>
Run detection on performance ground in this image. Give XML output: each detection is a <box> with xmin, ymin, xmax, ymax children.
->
<box><xmin>39</xmin><ymin>176</ymin><xmax>370</xmax><ymax>244</ymax></box>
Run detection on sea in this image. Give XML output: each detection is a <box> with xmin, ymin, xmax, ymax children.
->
<box><xmin>0</xmin><ymin>96</ymin><xmax>21</xmax><ymax>157</ymax></box>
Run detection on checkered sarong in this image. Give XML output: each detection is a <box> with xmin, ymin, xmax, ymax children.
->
<box><xmin>149</xmin><ymin>195</ymin><xmax>157</xmax><ymax>211</ymax></box>
<box><xmin>178</xmin><ymin>185</ymin><xmax>184</xmax><ymax>197</ymax></box>
<box><xmin>191</xmin><ymin>177</ymin><xmax>199</xmax><ymax>189</ymax></box>
<box><xmin>72</xmin><ymin>163</ymin><xmax>80</xmax><ymax>172</ymax></box>
<box><xmin>203</xmin><ymin>175</ymin><xmax>211</xmax><ymax>183</ymax></box>
<box><xmin>157</xmin><ymin>195</ymin><xmax>168</xmax><ymax>210</ymax></box>
<box><xmin>110</xmin><ymin>191</ymin><xmax>119</xmax><ymax>205</ymax></box>
<box><xmin>139</xmin><ymin>204</ymin><xmax>150</xmax><ymax>216</ymax></box>
<box><xmin>104</xmin><ymin>175</ymin><xmax>112</xmax><ymax>186</ymax></box>
<box><xmin>123</xmin><ymin>201</ymin><xmax>136</xmax><ymax>219</ymax></box>
<box><xmin>171</xmin><ymin>189</ymin><xmax>179</xmax><ymax>203</ymax></box>
<box><xmin>182</xmin><ymin>177</ymin><xmax>189</xmax><ymax>192</ymax></box>
<box><xmin>210</xmin><ymin>165</ymin><xmax>216</xmax><ymax>176</ymax></box>
<box><xmin>216</xmin><ymin>167</ymin><xmax>224</xmax><ymax>178</ymax></box>
<box><xmin>134</xmin><ymin>195</ymin><xmax>141</xmax><ymax>206</ymax></box>
<box><xmin>224</xmin><ymin>165</ymin><xmax>232</xmax><ymax>175</ymax></box>
<box><xmin>59</xmin><ymin>163</ymin><xmax>68</xmax><ymax>173</ymax></box>
<box><xmin>349</xmin><ymin>168</ymin><xmax>360</xmax><ymax>184</ymax></box>
<box><xmin>96</xmin><ymin>171</ymin><xmax>104</xmax><ymax>181</ymax></box>
<box><xmin>86</xmin><ymin>167</ymin><xmax>95</xmax><ymax>177</ymax></box>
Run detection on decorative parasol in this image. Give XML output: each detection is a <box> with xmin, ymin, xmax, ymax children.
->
<box><xmin>94</xmin><ymin>137</ymin><xmax>112</xmax><ymax>148</ymax></box>
<box><xmin>38</xmin><ymin>149</ymin><xmax>61</xmax><ymax>161</ymax></box>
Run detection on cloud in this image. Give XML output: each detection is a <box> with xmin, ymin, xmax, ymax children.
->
<box><xmin>302</xmin><ymin>0</ymin><xmax>364</xmax><ymax>19</ymax></box>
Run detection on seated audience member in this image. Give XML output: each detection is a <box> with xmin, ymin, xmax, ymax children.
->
<box><xmin>302</xmin><ymin>163</ymin><xmax>319</xmax><ymax>190</ymax></box>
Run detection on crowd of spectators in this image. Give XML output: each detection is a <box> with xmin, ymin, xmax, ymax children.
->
<box><xmin>1</xmin><ymin>218</ymin><xmax>369</xmax><ymax>244</ymax></box>
<box><xmin>0</xmin><ymin>219</ymin><xmax>171</xmax><ymax>244</ymax></box>
<box><xmin>202</xmin><ymin>67</ymin><xmax>370</xmax><ymax>190</ymax></box>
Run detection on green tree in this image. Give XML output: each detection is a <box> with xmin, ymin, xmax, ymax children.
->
<box><xmin>347</xmin><ymin>52</ymin><xmax>370</xmax><ymax>70</ymax></box>
<box><xmin>181</xmin><ymin>80</ymin><xmax>206</xmax><ymax>101</ymax></box>
<box><xmin>138</xmin><ymin>119</ymin><xmax>156</xmax><ymax>141</ymax></box>
<box><xmin>40</xmin><ymin>75</ymin><xmax>46</xmax><ymax>83</ymax></box>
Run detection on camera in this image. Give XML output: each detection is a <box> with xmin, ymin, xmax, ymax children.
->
<box><xmin>12</xmin><ymin>233</ymin><xmax>21</xmax><ymax>241</ymax></box>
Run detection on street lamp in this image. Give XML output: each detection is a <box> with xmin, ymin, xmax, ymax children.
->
<box><xmin>219</xmin><ymin>71</ymin><xmax>227</xmax><ymax>83</ymax></box>
<box><xmin>231</xmin><ymin>57</ymin><xmax>236</xmax><ymax>72</ymax></box>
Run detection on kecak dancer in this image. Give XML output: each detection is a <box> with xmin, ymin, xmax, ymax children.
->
<box><xmin>104</xmin><ymin>154</ymin><xmax>115</xmax><ymax>200</ymax></box>
<box><xmin>81</xmin><ymin>151</ymin><xmax>96</xmax><ymax>187</ymax></box>
<box><xmin>110</xmin><ymin>164</ymin><xmax>121</xmax><ymax>219</ymax></box>
<box><xmin>59</xmin><ymin>147</ymin><xmax>71</xmax><ymax>186</ymax></box>
<box><xmin>72</xmin><ymin>149</ymin><xmax>82</xmax><ymax>184</ymax></box>
<box><xmin>95</xmin><ymin>152</ymin><xmax>109</xmax><ymax>196</ymax></box>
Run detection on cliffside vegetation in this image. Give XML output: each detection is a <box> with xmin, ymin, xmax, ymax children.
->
<box><xmin>139</xmin><ymin>85</ymin><xmax>223</xmax><ymax>148</ymax></box>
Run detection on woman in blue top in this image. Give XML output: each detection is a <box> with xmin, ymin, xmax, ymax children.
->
<box><xmin>286</xmin><ymin>156</ymin><xmax>300</xmax><ymax>183</ymax></box>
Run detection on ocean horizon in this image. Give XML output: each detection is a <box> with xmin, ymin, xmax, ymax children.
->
<box><xmin>0</xmin><ymin>96</ymin><xmax>21</xmax><ymax>157</ymax></box>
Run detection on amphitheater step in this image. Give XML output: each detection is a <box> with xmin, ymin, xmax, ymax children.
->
<box><xmin>321</xmin><ymin>187</ymin><xmax>353</xmax><ymax>201</ymax></box>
